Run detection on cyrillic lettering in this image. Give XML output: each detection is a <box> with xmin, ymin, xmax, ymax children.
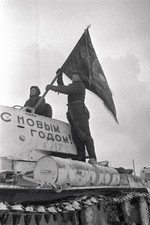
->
<box><xmin>50</xmin><ymin>124</ymin><xmax>53</xmax><ymax>132</ymax></box>
<box><xmin>55</xmin><ymin>134</ymin><xmax>61</xmax><ymax>142</ymax></box>
<box><xmin>30</xmin><ymin>129</ymin><xmax>37</xmax><ymax>136</ymax></box>
<box><xmin>17</xmin><ymin>115</ymin><xmax>24</xmax><ymax>124</ymax></box>
<box><xmin>27</xmin><ymin>118</ymin><xmax>34</xmax><ymax>126</ymax></box>
<box><xmin>53</xmin><ymin>125</ymin><xmax>60</xmax><ymax>133</ymax></box>
<box><xmin>1</xmin><ymin>112</ymin><xmax>11</xmax><ymax>122</ymax></box>
<box><xmin>38</xmin><ymin>131</ymin><xmax>45</xmax><ymax>139</ymax></box>
<box><xmin>44</xmin><ymin>122</ymin><xmax>50</xmax><ymax>131</ymax></box>
<box><xmin>47</xmin><ymin>133</ymin><xmax>55</xmax><ymax>142</ymax></box>
<box><xmin>62</xmin><ymin>136</ymin><xmax>69</xmax><ymax>143</ymax></box>
<box><xmin>36</xmin><ymin>120</ymin><xmax>43</xmax><ymax>129</ymax></box>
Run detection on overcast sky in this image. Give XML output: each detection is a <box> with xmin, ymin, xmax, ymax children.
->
<box><xmin>0</xmin><ymin>0</ymin><xmax>150</xmax><ymax>175</ymax></box>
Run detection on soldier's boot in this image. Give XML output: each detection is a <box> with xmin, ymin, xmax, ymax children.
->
<box><xmin>84</xmin><ymin>138</ymin><xmax>97</xmax><ymax>164</ymax></box>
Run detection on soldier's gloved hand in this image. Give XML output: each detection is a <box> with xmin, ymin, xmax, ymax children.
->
<box><xmin>46</xmin><ymin>85</ymin><xmax>57</xmax><ymax>92</ymax></box>
<box><xmin>56</xmin><ymin>68</ymin><xmax>63</xmax><ymax>85</ymax></box>
<box><xmin>56</xmin><ymin>68</ymin><xmax>62</xmax><ymax>76</ymax></box>
<box><xmin>46</xmin><ymin>84</ymin><xmax>52</xmax><ymax>91</ymax></box>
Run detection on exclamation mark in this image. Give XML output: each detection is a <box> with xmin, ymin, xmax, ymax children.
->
<box><xmin>68</xmin><ymin>134</ymin><xmax>72</xmax><ymax>144</ymax></box>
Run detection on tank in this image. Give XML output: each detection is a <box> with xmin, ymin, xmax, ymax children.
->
<box><xmin>0</xmin><ymin>105</ymin><xmax>149</xmax><ymax>225</ymax></box>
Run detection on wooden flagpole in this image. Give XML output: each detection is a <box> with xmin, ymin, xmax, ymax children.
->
<box><xmin>34</xmin><ymin>72</ymin><xmax>60</xmax><ymax>111</ymax></box>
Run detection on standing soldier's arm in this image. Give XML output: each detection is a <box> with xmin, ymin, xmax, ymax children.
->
<box><xmin>46</xmin><ymin>68</ymin><xmax>84</xmax><ymax>95</ymax></box>
<box><xmin>46</xmin><ymin>83</ymin><xmax>84</xmax><ymax>95</ymax></box>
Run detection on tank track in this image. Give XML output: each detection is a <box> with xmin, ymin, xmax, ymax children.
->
<box><xmin>0</xmin><ymin>191</ymin><xmax>149</xmax><ymax>225</ymax></box>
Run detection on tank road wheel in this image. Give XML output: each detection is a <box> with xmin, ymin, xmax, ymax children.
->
<box><xmin>139</xmin><ymin>197</ymin><xmax>149</xmax><ymax>225</ymax></box>
<box><xmin>122</xmin><ymin>201</ymin><xmax>131</xmax><ymax>224</ymax></box>
<box><xmin>80</xmin><ymin>205</ymin><xmax>98</xmax><ymax>225</ymax></box>
<box><xmin>57</xmin><ymin>212</ymin><xmax>79</xmax><ymax>225</ymax></box>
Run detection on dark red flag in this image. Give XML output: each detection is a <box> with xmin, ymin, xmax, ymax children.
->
<box><xmin>61</xmin><ymin>28</ymin><xmax>118</xmax><ymax>122</ymax></box>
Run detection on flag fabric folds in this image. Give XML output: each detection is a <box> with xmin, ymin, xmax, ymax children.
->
<box><xmin>61</xmin><ymin>28</ymin><xmax>118</xmax><ymax>122</ymax></box>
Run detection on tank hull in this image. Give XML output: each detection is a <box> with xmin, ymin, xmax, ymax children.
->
<box><xmin>0</xmin><ymin>106</ymin><xmax>149</xmax><ymax>224</ymax></box>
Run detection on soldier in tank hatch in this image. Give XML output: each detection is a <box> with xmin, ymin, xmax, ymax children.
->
<box><xmin>46</xmin><ymin>69</ymin><xmax>97</xmax><ymax>164</ymax></box>
<box><xmin>24</xmin><ymin>86</ymin><xmax>53</xmax><ymax>118</ymax></box>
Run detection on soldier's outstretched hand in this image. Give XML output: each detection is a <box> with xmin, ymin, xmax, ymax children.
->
<box><xmin>56</xmin><ymin>68</ymin><xmax>62</xmax><ymax>76</ymax></box>
<box><xmin>45</xmin><ymin>84</ymin><xmax>51</xmax><ymax>91</ymax></box>
<box><xmin>46</xmin><ymin>85</ymin><xmax>57</xmax><ymax>92</ymax></box>
<box><xmin>56</xmin><ymin>68</ymin><xmax>63</xmax><ymax>85</ymax></box>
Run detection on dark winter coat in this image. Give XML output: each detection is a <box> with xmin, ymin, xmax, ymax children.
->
<box><xmin>24</xmin><ymin>96</ymin><xmax>46</xmax><ymax>115</ymax></box>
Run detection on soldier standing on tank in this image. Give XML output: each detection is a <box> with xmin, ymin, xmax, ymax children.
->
<box><xmin>46</xmin><ymin>69</ymin><xmax>97</xmax><ymax>164</ymax></box>
<box><xmin>24</xmin><ymin>86</ymin><xmax>53</xmax><ymax>118</ymax></box>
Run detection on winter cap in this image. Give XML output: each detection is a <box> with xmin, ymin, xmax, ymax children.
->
<box><xmin>30</xmin><ymin>86</ymin><xmax>41</xmax><ymax>96</ymax></box>
<box><xmin>72</xmin><ymin>71</ymin><xmax>82</xmax><ymax>81</ymax></box>
<box><xmin>72</xmin><ymin>71</ymin><xmax>80</xmax><ymax>76</ymax></box>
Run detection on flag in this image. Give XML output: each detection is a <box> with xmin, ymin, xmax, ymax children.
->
<box><xmin>61</xmin><ymin>28</ymin><xmax>118</xmax><ymax>122</ymax></box>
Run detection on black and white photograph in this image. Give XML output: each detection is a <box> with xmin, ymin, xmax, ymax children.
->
<box><xmin>0</xmin><ymin>0</ymin><xmax>150</xmax><ymax>224</ymax></box>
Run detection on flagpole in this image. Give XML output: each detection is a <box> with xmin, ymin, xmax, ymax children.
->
<box><xmin>34</xmin><ymin>27</ymin><xmax>91</xmax><ymax>112</ymax></box>
<box><xmin>34</xmin><ymin>73</ymin><xmax>60</xmax><ymax>112</ymax></box>
<box><xmin>84</xmin><ymin>25</ymin><xmax>91</xmax><ymax>84</ymax></box>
